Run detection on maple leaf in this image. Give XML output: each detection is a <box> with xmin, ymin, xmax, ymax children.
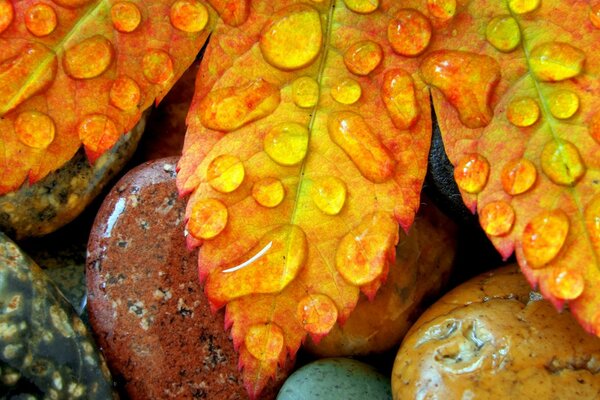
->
<box><xmin>0</xmin><ymin>0</ymin><xmax>222</xmax><ymax>194</ymax></box>
<box><xmin>424</xmin><ymin>0</ymin><xmax>600</xmax><ymax>335</ymax></box>
<box><xmin>177</xmin><ymin>0</ymin><xmax>431</xmax><ymax>396</ymax></box>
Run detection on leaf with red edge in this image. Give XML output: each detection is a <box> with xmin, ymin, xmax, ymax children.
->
<box><xmin>425</xmin><ymin>0</ymin><xmax>600</xmax><ymax>335</ymax></box>
<box><xmin>177</xmin><ymin>0</ymin><xmax>431</xmax><ymax>397</ymax></box>
<box><xmin>0</xmin><ymin>0</ymin><xmax>226</xmax><ymax>194</ymax></box>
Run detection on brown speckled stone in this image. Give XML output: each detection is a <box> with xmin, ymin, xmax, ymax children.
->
<box><xmin>86</xmin><ymin>158</ymin><xmax>288</xmax><ymax>399</ymax></box>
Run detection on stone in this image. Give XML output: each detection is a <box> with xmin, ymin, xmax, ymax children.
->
<box><xmin>86</xmin><ymin>157</ymin><xmax>288</xmax><ymax>399</ymax></box>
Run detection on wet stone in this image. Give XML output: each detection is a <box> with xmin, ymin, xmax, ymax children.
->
<box><xmin>86</xmin><ymin>158</ymin><xmax>288</xmax><ymax>399</ymax></box>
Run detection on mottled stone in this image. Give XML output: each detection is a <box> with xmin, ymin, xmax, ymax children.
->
<box><xmin>87</xmin><ymin>158</ymin><xmax>288</xmax><ymax>399</ymax></box>
<box><xmin>0</xmin><ymin>233</ymin><xmax>114</xmax><ymax>399</ymax></box>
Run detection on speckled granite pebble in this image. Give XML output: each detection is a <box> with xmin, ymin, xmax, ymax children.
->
<box><xmin>87</xmin><ymin>158</ymin><xmax>289</xmax><ymax>399</ymax></box>
<box><xmin>277</xmin><ymin>358</ymin><xmax>392</xmax><ymax>400</ymax></box>
<box><xmin>0</xmin><ymin>233</ymin><xmax>114</xmax><ymax>399</ymax></box>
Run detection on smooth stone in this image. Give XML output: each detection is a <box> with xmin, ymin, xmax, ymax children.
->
<box><xmin>0</xmin><ymin>233</ymin><xmax>114</xmax><ymax>399</ymax></box>
<box><xmin>277</xmin><ymin>358</ymin><xmax>392</xmax><ymax>400</ymax></box>
<box><xmin>86</xmin><ymin>157</ymin><xmax>288</xmax><ymax>399</ymax></box>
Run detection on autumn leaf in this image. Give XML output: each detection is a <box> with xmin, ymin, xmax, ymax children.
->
<box><xmin>177</xmin><ymin>0</ymin><xmax>431</xmax><ymax>396</ymax></box>
<box><xmin>0</xmin><ymin>0</ymin><xmax>225</xmax><ymax>194</ymax></box>
<box><xmin>425</xmin><ymin>0</ymin><xmax>600</xmax><ymax>335</ymax></box>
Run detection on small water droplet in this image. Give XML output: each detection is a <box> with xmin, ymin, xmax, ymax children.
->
<box><xmin>427</xmin><ymin>0</ymin><xmax>456</xmax><ymax>21</ymax></box>
<box><xmin>297</xmin><ymin>294</ymin><xmax>338</xmax><ymax>337</ymax></box>
<box><xmin>311</xmin><ymin>176</ymin><xmax>347</xmax><ymax>215</ymax></box>
<box><xmin>343</xmin><ymin>0</ymin><xmax>379</xmax><ymax>13</ymax></box>
<box><xmin>501</xmin><ymin>158</ymin><xmax>537</xmax><ymax>195</ymax></box>
<box><xmin>454</xmin><ymin>153</ymin><xmax>490</xmax><ymax>194</ymax></box>
<box><xmin>111</xmin><ymin>2</ymin><xmax>142</xmax><ymax>33</ymax></box>
<box><xmin>63</xmin><ymin>35</ymin><xmax>114</xmax><ymax>79</ymax></box>
<box><xmin>585</xmin><ymin>194</ymin><xmax>600</xmax><ymax>255</ymax></box>
<box><xmin>264</xmin><ymin>122</ymin><xmax>309</xmax><ymax>166</ymax></box>
<box><xmin>0</xmin><ymin>0</ymin><xmax>14</xmax><ymax>34</ymax></box>
<box><xmin>590</xmin><ymin>4</ymin><xmax>600</xmax><ymax>28</ymax></box>
<box><xmin>25</xmin><ymin>3</ymin><xmax>58</xmax><ymax>37</ymax></box>
<box><xmin>522</xmin><ymin>209</ymin><xmax>569</xmax><ymax>268</ymax></box>
<box><xmin>479</xmin><ymin>201</ymin><xmax>515</xmax><ymax>236</ymax></box>
<box><xmin>245</xmin><ymin>323</ymin><xmax>284</xmax><ymax>361</ymax></box>
<box><xmin>387</xmin><ymin>9</ymin><xmax>432</xmax><ymax>57</ymax></box>
<box><xmin>507</xmin><ymin>97</ymin><xmax>539</xmax><ymax>127</ymax></box>
<box><xmin>486</xmin><ymin>15</ymin><xmax>521</xmax><ymax>52</ymax></box>
<box><xmin>344</xmin><ymin>40</ymin><xmax>383</xmax><ymax>76</ymax></box>
<box><xmin>548</xmin><ymin>269</ymin><xmax>584</xmax><ymax>300</ymax></box>
<box><xmin>292</xmin><ymin>76</ymin><xmax>319</xmax><ymax>108</ymax></box>
<box><xmin>260</xmin><ymin>4</ymin><xmax>322</xmax><ymax>71</ymax></box>
<box><xmin>530</xmin><ymin>42</ymin><xmax>585</xmax><ymax>82</ymax></box>
<box><xmin>252</xmin><ymin>178</ymin><xmax>285</xmax><ymax>208</ymax></box>
<box><xmin>381</xmin><ymin>68</ymin><xmax>419</xmax><ymax>130</ymax></box>
<box><xmin>508</xmin><ymin>0</ymin><xmax>540</xmax><ymax>14</ymax></box>
<box><xmin>331</xmin><ymin>78</ymin><xmax>362</xmax><ymax>105</ymax></box>
<box><xmin>15</xmin><ymin>111</ymin><xmax>55</xmax><ymax>149</ymax></box>
<box><xmin>207</xmin><ymin>154</ymin><xmax>245</xmax><ymax>193</ymax></box>
<box><xmin>548</xmin><ymin>90</ymin><xmax>579</xmax><ymax>119</ymax></box>
<box><xmin>327</xmin><ymin>111</ymin><xmax>395</xmax><ymax>183</ymax></box>
<box><xmin>110</xmin><ymin>76</ymin><xmax>141</xmax><ymax>111</ymax></box>
<box><xmin>78</xmin><ymin>115</ymin><xmax>120</xmax><ymax>154</ymax></box>
<box><xmin>188</xmin><ymin>198</ymin><xmax>228</xmax><ymax>240</ymax></box>
<box><xmin>142</xmin><ymin>49</ymin><xmax>174</xmax><ymax>84</ymax></box>
<box><xmin>170</xmin><ymin>0</ymin><xmax>209</xmax><ymax>33</ymax></box>
<box><xmin>541</xmin><ymin>139</ymin><xmax>585</xmax><ymax>186</ymax></box>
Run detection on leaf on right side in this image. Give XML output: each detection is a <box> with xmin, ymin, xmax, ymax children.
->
<box><xmin>426</xmin><ymin>0</ymin><xmax>600</xmax><ymax>334</ymax></box>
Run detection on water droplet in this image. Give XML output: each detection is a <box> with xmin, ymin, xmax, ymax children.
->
<box><xmin>111</xmin><ymin>2</ymin><xmax>142</xmax><ymax>33</ymax></box>
<box><xmin>590</xmin><ymin>4</ymin><xmax>600</xmax><ymax>28</ymax></box>
<box><xmin>109</xmin><ymin>76</ymin><xmax>141</xmax><ymax>111</ymax></box>
<box><xmin>78</xmin><ymin>115</ymin><xmax>120</xmax><ymax>154</ymax></box>
<box><xmin>63</xmin><ymin>35</ymin><xmax>114</xmax><ymax>79</ymax></box>
<box><xmin>297</xmin><ymin>294</ymin><xmax>338</xmax><ymax>337</ymax></box>
<box><xmin>344</xmin><ymin>0</ymin><xmax>379</xmax><ymax>13</ymax></box>
<box><xmin>522</xmin><ymin>209</ymin><xmax>569</xmax><ymax>268</ymax></box>
<box><xmin>25</xmin><ymin>3</ymin><xmax>58</xmax><ymax>37</ymax></box>
<box><xmin>311</xmin><ymin>176</ymin><xmax>347</xmax><ymax>215</ymax></box>
<box><xmin>585</xmin><ymin>194</ymin><xmax>600</xmax><ymax>254</ymax></box>
<box><xmin>427</xmin><ymin>0</ymin><xmax>456</xmax><ymax>21</ymax></box>
<box><xmin>199</xmin><ymin>79</ymin><xmax>280</xmax><ymax>132</ymax></box>
<box><xmin>381</xmin><ymin>68</ymin><xmax>419</xmax><ymax>130</ymax></box>
<box><xmin>501</xmin><ymin>158</ymin><xmax>537</xmax><ymax>195</ymax></box>
<box><xmin>252</xmin><ymin>178</ymin><xmax>285</xmax><ymax>208</ymax></box>
<box><xmin>331</xmin><ymin>78</ymin><xmax>362</xmax><ymax>105</ymax></box>
<box><xmin>170</xmin><ymin>0</ymin><xmax>209</xmax><ymax>33</ymax></box>
<box><xmin>292</xmin><ymin>76</ymin><xmax>319</xmax><ymax>108</ymax></box>
<box><xmin>541</xmin><ymin>139</ymin><xmax>585</xmax><ymax>186</ymax></box>
<box><xmin>420</xmin><ymin>50</ymin><xmax>501</xmax><ymax>128</ymax></box>
<box><xmin>264</xmin><ymin>122</ymin><xmax>309</xmax><ymax>166</ymax></box>
<box><xmin>479</xmin><ymin>201</ymin><xmax>515</xmax><ymax>237</ymax></box>
<box><xmin>327</xmin><ymin>111</ymin><xmax>396</xmax><ymax>183</ymax></box>
<box><xmin>548</xmin><ymin>90</ymin><xmax>579</xmax><ymax>119</ymax></box>
<box><xmin>548</xmin><ymin>269</ymin><xmax>584</xmax><ymax>300</ymax></box>
<box><xmin>207</xmin><ymin>154</ymin><xmax>245</xmax><ymax>193</ymax></box>
<box><xmin>344</xmin><ymin>40</ymin><xmax>383</xmax><ymax>76</ymax></box>
<box><xmin>485</xmin><ymin>15</ymin><xmax>521</xmax><ymax>52</ymax></box>
<box><xmin>260</xmin><ymin>4</ymin><xmax>322</xmax><ymax>71</ymax></box>
<box><xmin>454</xmin><ymin>153</ymin><xmax>490</xmax><ymax>194</ymax></box>
<box><xmin>208</xmin><ymin>0</ymin><xmax>249</xmax><ymax>26</ymax></box>
<box><xmin>387</xmin><ymin>9</ymin><xmax>432</xmax><ymax>57</ymax></box>
<box><xmin>188</xmin><ymin>198</ymin><xmax>228</xmax><ymax>240</ymax></box>
<box><xmin>336</xmin><ymin>212</ymin><xmax>398</xmax><ymax>286</ymax></box>
<box><xmin>508</xmin><ymin>0</ymin><xmax>540</xmax><ymax>14</ymax></box>
<box><xmin>507</xmin><ymin>97</ymin><xmax>539</xmax><ymax>127</ymax></box>
<box><xmin>0</xmin><ymin>0</ymin><xmax>14</xmax><ymax>34</ymax></box>
<box><xmin>142</xmin><ymin>49</ymin><xmax>174</xmax><ymax>84</ymax></box>
<box><xmin>590</xmin><ymin>111</ymin><xmax>600</xmax><ymax>145</ymax></box>
<box><xmin>530</xmin><ymin>42</ymin><xmax>585</xmax><ymax>82</ymax></box>
<box><xmin>245</xmin><ymin>323</ymin><xmax>284</xmax><ymax>361</ymax></box>
<box><xmin>15</xmin><ymin>111</ymin><xmax>55</xmax><ymax>149</ymax></box>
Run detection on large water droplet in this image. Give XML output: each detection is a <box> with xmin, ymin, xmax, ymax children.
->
<box><xmin>331</xmin><ymin>78</ymin><xmax>362</xmax><ymax>105</ymax></box>
<box><xmin>260</xmin><ymin>4</ymin><xmax>322</xmax><ymax>71</ymax></box>
<box><xmin>207</xmin><ymin>154</ymin><xmax>245</xmax><ymax>193</ymax></box>
<box><xmin>252</xmin><ymin>178</ymin><xmax>285</xmax><ymax>208</ymax></box>
<box><xmin>507</xmin><ymin>97</ymin><xmax>539</xmax><ymax>127</ymax></box>
<box><xmin>501</xmin><ymin>158</ymin><xmax>537</xmax><ymax>195</ymax></box>
<box><xmin>327</xmin><ymin>111</ymin><xmax>395</xmax><ymax>183</ymax></box>
<box><xmin>548</xmin><ymin>269</ymin><xmax>584</xmax><ymax>300</ymax></box>
<box><xmin>109</xmin><ymin>76</ymin><xmax>141</xmax><ymax>112</ymax></box>
<box><xmin>245</xmin><ymin>323</ymin><xmax>284</xmax><ymax>361</ymax></box>
<box><xmin>15</xmin><ymin>111</ymin><xmax>55</xmax><ymax>149</ymax></box>
<box><xmin>344</xmin><ymin>0</ymin><xmax>379</xmax><ymax>14</ymax></box>
<box><xmin>292</xmin><ymin>76</ymin><xmax>319</xmax><ymax>108</ymax></box>
<box><xmin>199</xmin><ymin>79</ymin><xmax>280</xmax><ymax>132</ymax></box>
<box><xmin>344</xmin><ymin>40</ymin><xmax>383</xmax><ymax>76</ymax></box>
<box><xmin>420</xmin><ymin>50</ymin><xmax>501</xmax><ymax>129</ymax></box>
<box><xmin>486</xmin><ymin>15</ymin><xmax>521</xmax><ymax>53</ymax></box>
<box><xmin>142</xmin><ymin>49</ymin><xmax>174</xmax><ymax>84</ymax></box>
<box><xmin>541</xmin><ymin>140</ymin><xmax>585</xmax><ymax>186</ymax></box>
<box><xmin>387</xmin><ymin>9</ymin><xmax>432</xmax><ymax>57</ymax></box>
<box><xmin>522</xmin><ymin>209</ymin><xmax>569</xmax><ymax>268</ymax></box>
<box><xmin>297</xmin><ymin>294</ymin><xmax>338</xmax><ymax>338</ymax></box>
<box><xmin>427</xmin><ymin>0</ymin><xmax>456</xmax><ymax>21</ymax></box>
<box><xmin>188</xmin><ymin>198</ymin><xmax>228</xmax><ymax>240</ymax></box>
<box><xmin>336</xmin><ymin>212</ymin><xmax>398</xmax><ymax>286</ymax></box>
<box><xmin>454</xmin><ymin>153</ymin><xmax>490</xmax><ymax>194</ymax></box>
<box><xmin>63</xmin><ymin>35</ymin><xmax>114</xmax><ymax>79</ymax></box>
<box><xmin>479</xmin><ymin>201</ymin><xmax>515</xmax><ymax>237</ymax></box>
<box><xmin>548</xmin><ymin>90</ymin><xmax>579</xmax><ymax>119</ymax></box>
<box><xmin>111</xmin><ymin>2</ymin><xmax>142</xmax><ymax>33</ymax></box>
<box><xmin>25</xmin><ymin>3</ymin><xmax>58</xmax><ymax>37</ymax></box>
<box><xmin>264</xmin><ymin>122</ymin><xmax>309</xmax><ymax>166</ymax></box>
<box><xmin>508</xmin><ymin>0</ymin><xmax>540</xmax><ymax>14</ymax></box>
<box><xmin>78</xmin><ymin>115</ymin><xmax>120</xmax><ymax>155</ymax></box>
<box><xmin>381</xmin><ymin>68</ymin><xmax>419</xmax><ymax>130</ymax></box>
<box><xmin>0</xmin><ymin>0</ymin><xmax>14</xmax><ymax>34</ymax></box>
<box><xmin>530</xmin><ymin>42</ymin><xmax>585</xmax><ymax>82</ymax></box>
<box><xmin>311</xmin><ymin>176</ymin><xmax>347</xmax><ymax>215</ymax></box>
<box><xmin>170</xmin><ymin>0</ymin><xmax>209</xmax><ymax>33</ymax></box>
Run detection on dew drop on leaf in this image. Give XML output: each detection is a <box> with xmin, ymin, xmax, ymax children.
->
<box><xmin>485</xmin><ymin>15</ymin><xmax>521</xmax><ymax>53</ymax></box>
<box><xmin>0</xmin><ymin>0</ymin><xmax>13</xmax><ymax>34</ymax></box>
<box><xmin>479</xmin><ymin>201</ymin><xmax>515</xmax><ymax>237</ymax></box>
<box><xmin>297</xmin><ymin>294</ymin><xmax>338</xmax><ymax>337</ymax></box>
<box><xmin>331</xmin><ymin>78</ymin><xmax>362</xmax><ymax>105</ymax></box>
<box><xmin>245</xmin><ymin>323</ymin><xmax>284</xmax><ymax>361</ymax></box>
<box><xmin>15</xmin><ymin>111</ymin><xmax>55</xmax><ymax>149</ymax></box>
<box><xmin>344</xmin><ymin>40</ymin><xmax>383</xmax><ymax>76</ymax></box>
<box><xmin>252</xmin><ymin>178</ymin><xmax>285</xmax><ymax>208</ymax></box>
<box><xmin>381</xmin><ymin>68</ymin><xmax>419</xmax><ymax>130</ymax></box>
<box><xmin>207</xmin><ymin>154</ymin><xmax>245</xmax><ymax>193</ymax></box>
<box><xmin>264</xmin><ymin>122</ymin><xmax>309</xmax><ymax>166</ymax></box>
<box><xmin>292</xmin><ymin>76</ymin><xmax>319</xmax><ymax>108</ymax></box>
<box><xmin>170</xmin><ymin>0</ymin><xmax>209</xmax><ymax>33</ymax></box>
<box><xmin>387</xmin><ymin>9</ymin><xmax>432</xmax><ymax>57</ymax></box>
<box><xmin>188</xmin><ymin>198</ymin><xmax>228</xmax><ymax>240</ymax></box>
<box><xmin>501</xmin><ymin>158</ymin><xmax>537</xmax><ymax>195</ymax></box>
<box><xmin>548</xmin><ymin>90</ymin><xmax>579</xmax><ymax>119</ymax></box>
<box><xmin>77</xmin><ymin>114</ymin><xmax>120</xmax><ymax>154</ymax></box>
<box><xmin>540</xmin><ymin>139</ymin><xmax>585</xmax><ymax>186</ymax></box>
<box><xmin>529</xmin><ymin>42</ymin><xmax>585</xmax><ymax>82</ymax></box>
<box><xmin>454</xmin><ymin>153</ymin><xmax>490</xmax><ymax>194</ymax></box>
<box><xmin>109</xmin><ymin>76</ymin><xmax>142</xmax><ymax>111</ymax></box>
<box><xmin>25</xmin><ymin>3</ymin><xmax>58</xmax><ymax>37</ymax></box>
<box><xmin>548</xmin><ymin>269</ymin><xmax>584</xmax><ymax>300</ymax></box>
<box><xmin>343</xmin><ymin>0</ymin><xmax>379</xmax><ymax>14</ymax></box>
<box><xmin>142</xmin><ymin>49</ymin><xmax>174</xmax><ymax>84</ymax></box>
<box><xmin>506</xmin><ymin>97</ymin><xmax>539</xmax><ymax>127</ymax></box>
<box><xmin>427</xmin><ymin>0</ymin><xmax>456</xmax><ymax>21</ymax></box>
<box><xmin>63</xmin><ymin>35</ymin><xmax>114</xmax><ymax>79</ymax></box>
<box><xmin>522</xmin><ymin>209</ymin><xmax>569</xmax><ymax>268</ymax></box>
<box><xmin>311</xmin><ymin>176</ymin><xmax>347</xmax><ymax>216</ymax></box>
<box><xmin>111</xmin><ymin>2</ymin><xmax>142</xmax><ymax>33</ymax></box>
<box><xmin>508</xmin><ymin>0</ymin><xmax>541</xmax><ymax>14</ymax></box>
